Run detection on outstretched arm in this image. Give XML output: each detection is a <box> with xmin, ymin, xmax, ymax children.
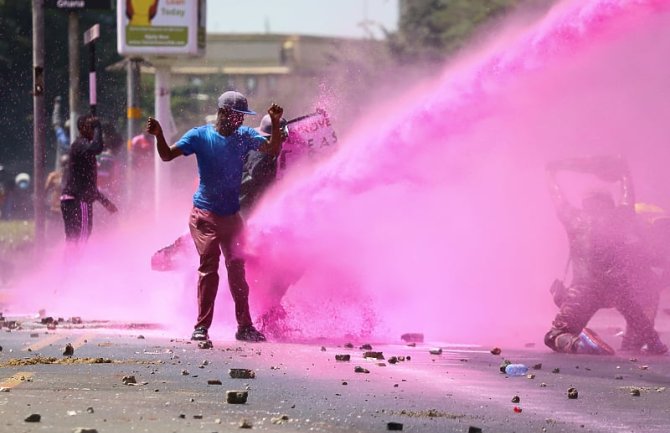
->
<box><xmin>146</xmin><ymin>117</ymin><xmax>183</xmax><ymax>161</ymax></box>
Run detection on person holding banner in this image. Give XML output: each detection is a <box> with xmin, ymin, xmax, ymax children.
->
<box><xmin>146</xmin><ymin>91</ymin><xmax>284</xmax><ymax>343</ymax></box>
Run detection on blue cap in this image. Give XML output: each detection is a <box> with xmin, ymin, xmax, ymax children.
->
<box><xmin>217</xmin><ymin>91</ymin><xmax>256</xmax><ymax>115</ymax></box>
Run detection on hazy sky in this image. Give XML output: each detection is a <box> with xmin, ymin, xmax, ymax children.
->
<box><xmin>206</xmin><ymin>0</ymin><xmax>399</xmax><ymax>39</ymax></box>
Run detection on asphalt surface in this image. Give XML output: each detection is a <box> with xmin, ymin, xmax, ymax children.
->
<box><xmin>0</xmin><ymin>313</ymin><xmax>669</xmax><ymax>433</ymax></box>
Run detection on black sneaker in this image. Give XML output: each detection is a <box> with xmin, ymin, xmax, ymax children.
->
<box><xmin>236</xmin><ymin>325</ymin><xmax>266</xmax><ymax>342</ymax></box>
<box><xmin>191</xmin><ymin>326</ymin><xmax>209</xmax><ymax>341</ymax></box>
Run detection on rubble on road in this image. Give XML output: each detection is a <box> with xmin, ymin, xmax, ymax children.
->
<box><xmin>63</xmin><ymin>343</ymin><xmax>74</xmax><ymax>356</ymax></box>
<box><xmin>335</xmin><ymin>354</ymin><xmax>351</xmax><ymax>361</ymax></box>
<box><xmin>354</xmin><ymin>366</ymin><xmax>370</xmax><ymax>374</ymax></box>
<box><xmin>490</xmin><ymin>347</ymin><xmax>502</xmax><ymax>355</ymax></box>
<box><xmin>239</xmin><ymin>418</ymin><xmax>253</xmax><ymax>428</ymax></box>
<box><xmin>567</xmin><ymin>387</ymin><xmax>578</xmax><ymax>399</ymax></box>
<box><xmin>198</xmin><ymin>340</ymin><xmax>213</xmax><ymax>349</ymax></box>
<box><xmin>226</xmin><ymin>390</ymin><xmax>248</xmax><ymax>404</ymax></box>
<box><xmin>387</xmin><ymin>421</ymin><xmax>403</xmax><ymax>430</ymax></box>
<box><xmin>360</xmin><ymin>344</ymin><xmax>373</xmax><ymax>350</ymax></box>
<box><xmin>271</xmin><ymin>414</ymin><xmax>289</xmax><ymax>424</ymax></box>
<box><xmin>363</xmin><ymin>351</ymin><xmax>384</xmax><ymax>360</ymax></box>
<box><xmin>229</xmin><ymin>368</ymin><xmax>255</xmax><ymax>379</ymax></box>
<box><xmin>400</xmin><ymin>333</ymin><xmax>424</xmax><ymax>343</ymax></box>
<box><xmin>429</xmin><ymin>348</ymin><xmax>442</xmax><ymax>355</ymax></box>
<box><xmin>207</xmin><ymin>379</ymin><xmax>222</xmax><ymax>385</ymax></box>
<box><xmin>24</xmin><ymin>413</ymin><xmax>41</xmax><ymax>422</ymax></box>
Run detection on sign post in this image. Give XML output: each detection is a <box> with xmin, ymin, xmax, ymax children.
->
<box><xmin>83</xmin><ymin>24</ymin><xmax>100</xmax><ymax>115</ymax></box>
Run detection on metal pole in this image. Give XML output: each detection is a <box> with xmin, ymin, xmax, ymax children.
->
<box><xmin>68</xmin><ymin>11</ymin><xmax>79</xmax><ymax>144</ymax></box>
<box><xmin>84</xmin><ymin>24</ymin><xmax>100</xmax><ymax>116</ymax></box>
<box><xmin>32</xmin><ymin>0</ymin><xmax>46</xmax><ymax>245</ymax></box>
<box><xmin>154</xmin><ymin>65</ymin><xmax>171</xmax><ymax>218</ymax></box>
<box><xmin>126</xmin><ymin>57</ymin><xmax>142</xmax><ymax>205</ymax></box>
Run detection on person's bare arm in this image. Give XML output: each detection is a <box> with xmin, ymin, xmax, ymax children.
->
<box><xmin>258</xmin><ymin>103</ymin><xmax>284</xmax><ymax>157</ymax></box>
<box><xmin>146</xmin><ymin>117</ymin><xmax>183</xmax><ymax>161</ymax></box>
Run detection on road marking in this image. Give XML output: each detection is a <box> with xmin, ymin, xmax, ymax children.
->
<box><xmin>23</xmin><ymin>334</ymin><xmax>65</xmax><ymax>352</ymax></box>
<box><xmin>0</xmin><ymin>372</ymin><xmax>34</xmax><ymax>389</ymax></box>
<box><xmin>71</xmin><ymin>334</ymin><xmax>93</xmax><ymax>349</ymax></box>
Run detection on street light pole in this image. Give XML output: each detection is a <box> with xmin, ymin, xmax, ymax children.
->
<box><xmin>32</xmin><ymin>0</ymin><xmax>46</xmax><ymax>245</ymax></box>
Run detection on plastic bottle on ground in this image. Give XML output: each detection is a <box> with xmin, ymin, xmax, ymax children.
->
<box><xmin>505</xmin><ymin>363</ymin><xmax>528</xmax><ymax>376</ymax></box>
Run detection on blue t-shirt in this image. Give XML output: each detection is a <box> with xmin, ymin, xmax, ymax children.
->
<box><xmin>176</xmin><ymin>124</ymin><xmax>266</xmax><ymax>216</ymax></box>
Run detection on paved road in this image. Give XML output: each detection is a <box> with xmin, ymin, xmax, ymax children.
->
<box><xmin>0</xmin><ymin>315</ymin><xmax>669</xmax><ymax>433</ymax></box>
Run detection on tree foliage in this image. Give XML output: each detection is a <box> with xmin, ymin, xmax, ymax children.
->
<box><xmin>0</xmin><ymin>1</ymin><xmax>124</xmax><ymax>173</ymax></box>
<box><xmin>389</xmin><ymin>0</ymin><xmax>551</xmax><ymax>63</ymax></box>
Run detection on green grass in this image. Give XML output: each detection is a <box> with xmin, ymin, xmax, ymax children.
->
<box><xmin>0</xmin><ymin>220</ymin><xmax>34</xmax><ymax>255</ymax></box>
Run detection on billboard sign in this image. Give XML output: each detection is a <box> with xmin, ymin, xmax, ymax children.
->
<box><xmin>117</xmin><ymin>0</ymin><xmax>206</xmax><ymax>56</ymax></box>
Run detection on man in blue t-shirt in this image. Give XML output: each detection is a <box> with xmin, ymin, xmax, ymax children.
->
<box><xmin>146</xmin><ymin>91</ymin><xmax>284</xmax><ymax>342</ymax></box>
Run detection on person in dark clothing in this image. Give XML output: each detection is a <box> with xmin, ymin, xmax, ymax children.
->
<box><xmin>60</xmin><ymin>115</ymin><xmax>117</xmax><ymax>243</ymax></box>
<box><xmin>544</xmin><ymin>156</ymin><xmax>668</xmax><ymax>355</ymax></box>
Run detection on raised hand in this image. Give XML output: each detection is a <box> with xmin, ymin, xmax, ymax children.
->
<box><xmin>146</xmin><ymin>117</ymin><xmax>163</xmax><ymax>136</ymax></box>
<box><xmin>267</xmin><ymin>103</ymin><xmax>284</xmax><ymax>122</ymax></box>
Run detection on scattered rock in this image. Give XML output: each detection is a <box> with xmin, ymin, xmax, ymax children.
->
<box><xmin>137</xmin><ymin>335</ymin><xmax>145</xmax><ymax>340</ymax></box>
<box><xmin>271</xmin><ymin>414</ymin><xmax>289</xmax><ymax>424</ymax></box>
<box><xmin>47</xmin><ymin>323</ymin><xmax>57</xmax><ymax>331</ymax></box>
<box><xmin>468</xmin><ymin>427</ymin><xmax>483</xmax><ymax>433</ymax></box>
<box><xmin>527</xmin><ymin>374</ymin><xmax>536</xmax><ymax>379</ymax></box>
<box><xmin>360</xmin><ymin>344</ymin><xmax>373</xmax><ymax>350</ymax></box>
<box><xmin>400</xmin><ymin>333</ymin><xmax>424</xmax><ymax>343</ymax></box>
<box><xmin>0</xmin><ymin>387</ymin><xmax>10</xmax><ymax>392</ymax></box>
<box><xmin>63</xmin><ymin>343</ymin><xmax>74</xmax><ymax>357</ymax></box>
<box><xmin>567</xmin><ymin>387</ymin><xmax>578</xmax><ymax>399</ymax></box>
<box><xmin>429</xmin><ymin>348</ymin><xmax>442</xmax><ymax>355</ymax></box>
<box><xmin>70</xmin><ymin>317</ymin><xmax>83</xmax><ymax>325</ymax></box>
<box><xmin>639</xmin><ymin>365</ymin><xmax>649</xmax><ymax>370</ymax></box>
<box><xmin>226</xmin><ymin>390</ymin><xmax>248</xmax><ymax>404</ymax></box>
<box><xmin>342</xmin><ymin>381</ymin><xmax>348</xmax><ymax>385</ymax></box>
<box><xmin>387</xmin><ymin>421</ymin><xmax>403</xmax><ymax>431</ymax></box>
<box><xmin>533</xmin><ymin>363</ymin><xmax>543</xmax><ymax>370</ymax></box>
<box><xmin>615</xmin><ymin>375</ymin><xmax>623</xmax><ymax>380</ymax></box>
<box><xmin>335</xmin><ymin>354</ymin><xmax>351</xmax><ymax>362</ymax></box>
<box><xmin>181</xmin><ymin>370</ymin><xmax>190</xmax><ymax>376</ymax></box>
<box><xmin>406</xmin><ymin>342</ymin><xmax>416</xmax><ymax>347</ymax></box>
<box><xmin>198</xmin><ymin>340</ymin><xmax>213</xmax><ymax>349</ymax></box>
<box><xmin>207</xmin><ymin>379</ymin><xmax>222</xmax><ymax>385</ymax></box>
<box><xmin>86</xmin><ymin>407</ymin><xmax>94</xmax><ymax>414</ymax></box>
<box><xmin>193</xmin><ymin>415</ymin><xmax>203</xmax><ymax>419</ymax></box>
<box><xmin>73</xmin><ymin>429</ymin><xmax>98</xmax><ymax>433</ymax></box>
<box><xmin>0</xmin><ymin>346</ymin><xmax>2</xmax><ymax>352</ymax></box>
<box><xmin>513</xmin><ymin>406</ymin><xmax>522</xmax><ymax>413</ymax></box>
<box><xmin>630</xmin><ymin>388</ymin><xmax>641</xmax><ymax>397</ymax></box>
<box><xmin>388</xmin><ymin>356</ymin><xmax>398</xmax><ymax>364</ymax></box>
<box><xmin>490</xmin><ymin>347</ymin><xmax>502</xmax><ymax>355</ymax></box>
<box><xmin>320</xmin><ymin>346</ymin><xmax>326</xmax><ymax>352</ymax></box>
<box><xmin>24</xmin><ymin>414</ymin><xmax>41</xmax><ymax>422</ymax></box>
<box><xmin>122</xmin><ymin>375</ymin><xmax>137</xmax><ymax>385</ymax></box>
<box><xmin>499</xmin><ymin>360</ymin><xmax>512</xmax><ymax>373</ymax></box>
<box><xmin>354</xmin><ymin>366</ymin><xmax>370</xmax><ymax>374</ymax></box>
<box><xmin>540</xmin><ymin>383</ymin><xmax>547</xmax><ymax>387</ymax></box>
<box><xmin>239</xmin><ymin>418</ymin><xmax>253</xmax><ymax>429</ymax></box>
<box><xmin>552</xmin><ymin>368</ymin><xmax>560</xmax><ymax>374</ymax></box>
<box><xmin>178</xmin><ymin>414</ymin><xmax>186</xmax><ymax>419</ymax></box>
<box><xmin>511</xmin><ymin>395</ymin><xmax>520</xmax><ymax>403</ymax></box>
<box><xmin>30</xmin><ymin>333</ymin><xmax>39</xmax><ymax>338</ymax></box>
<box><xmin>344</xmin><ymin>342</ymin><xmax>354</xmax><ymax>349</ymax></box>
<box><xmin>363</xmin><ymin>351</ymin><xmax>384</xmax><ymax>360</ymax></box>
<box><xmin>41</xmin><ymin>317</ymin><xmax>54</xmax><ymax>324</ymax></box>
<box><xmin>229</xmin><ymin>369</ymin><xmax>255</xmax><ymax>379</ymax></box>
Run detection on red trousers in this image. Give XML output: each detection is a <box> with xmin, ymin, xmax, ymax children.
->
<box><xmin>188</xmin><ymin>207</ymin><xmax>253</xmax><ymax>330</ymax></box>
